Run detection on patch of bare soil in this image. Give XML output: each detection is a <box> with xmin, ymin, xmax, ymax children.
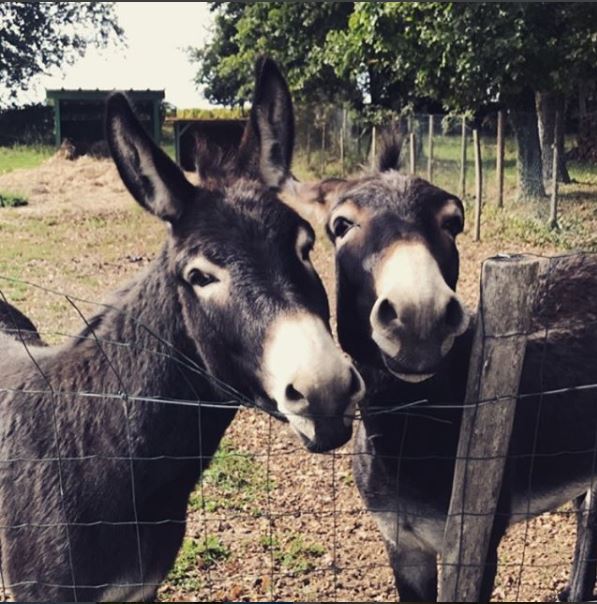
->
<box><xmin>0</xmin><ymin>155</ymin><xmax>585</xmax><ymax>602</ymax></box>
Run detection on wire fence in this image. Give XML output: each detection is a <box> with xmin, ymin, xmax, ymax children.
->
<box><xmin>0</xmin><ymin>250</ymin><xmax>595</xmax><ymax>602</ymax></box>
<box><xmin>292</xmin><ymin>106</ymin><xmax>585</xmax><ymax>235</ymax></box>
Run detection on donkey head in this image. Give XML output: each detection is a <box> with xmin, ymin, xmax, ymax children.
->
<box><xmin>106</xmin><ymin>59</ymin><xmax>364</xmax><ymax>452</ymax></box>
<box><xmin>288</xmin><ymin>132</ymin><xmax>469</xmax><ymax>382</ymax></box>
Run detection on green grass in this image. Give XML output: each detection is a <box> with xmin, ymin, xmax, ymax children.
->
<box><xmin>0</xmin><ymin>145</ymin><xmax>53</xmax><ymax>174</ymax></box>
<box><xmin>260</xmin><ymin>533</ymin><xmax>326</xmax><ymax>574</ymax></box>
<box><xmin>188</xmin><ymin>439</ymin><xmax>273</xmax><ymax>516</ymax></box>
<box><xmin>476</xmin><ymin>203</ymin><xmax>597</xmax><ymax>251</ymax></box>
<box><xmin>165</xmin><ymin>535</ymin><xmax>230</xmax><ymax>592</ymax></box>
<box><xmin>0</xmin><ymin>192</ymin><xmax>27</xmax><ymax>207</ymax></box>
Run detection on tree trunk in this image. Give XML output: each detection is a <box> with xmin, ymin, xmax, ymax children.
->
<box><xmin>536</xmin><ymin>91</ymin><xmax>571</xmax><ymax>184</ymax></box>
<box><xmin>509</xmin><ymin>89</ymin><xmax>546</xmax><ymax>201</ymax></box>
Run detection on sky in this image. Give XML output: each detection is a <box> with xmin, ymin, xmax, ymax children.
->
<box><xmin>24</xmin><ymin>2</ymin><xmax>215</xmax><ymax>108</ymax></box>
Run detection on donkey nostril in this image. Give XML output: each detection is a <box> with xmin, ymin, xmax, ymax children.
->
<box><xmin>348</xmin><ymin>367</ymin><xmax>362</xmax><ymax>397</ymax></box>
<box><xmin>377</xmin><ymin>299</ymin><xmax>398</xmax><ymax>326</ymax></box>
<box><xmin>445</xmin><ymin>298</ymin><xmax>464</xmax><ymax>330</ymax></box>
<box><xmin>285</xmin><ymin>384</ymin><xmax>305</xmax><ymax>402</ymax></box>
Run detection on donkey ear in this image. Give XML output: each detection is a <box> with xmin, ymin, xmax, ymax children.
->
<box><xmin>238</xmin><ymin>57</ymin><xmax>295</xmax><ymax>188</ymax></box>
<box><xmin>106</xmin><ymin>93</ymin><xmax>195</xmax><ymax>222</ymax></box>
<box><xmin>377</xmin><ymin>128</ymin><xmax>403</xmax><ymax>173</ymax></box>
<box><xmin>280</xmin><ymin>177</ymin><xmax>348</xmax><ymax>225</ymax></box>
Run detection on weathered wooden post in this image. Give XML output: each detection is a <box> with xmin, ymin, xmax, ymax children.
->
<box><xmin>460</xmin><ymin>116</ymin><xmax>467</xmax><ymax>199</ymax></box>
<box><xmin>410</xmin><ymin>132</ymin><xmax>417</xmax><ymax>175</ymax></box>
<box><xmin>320</xmin><ymin>118</ymin><xmax>327</xmax><ymax>178</ymax></box>
<box><xmin>371</xmin><ymin>125</ymin><xmax>377</xmax><ymax>170</ymax></box>
<box><xmin>439</xmin><ymin>255</ymin><xmax>542</xmax><ymax>603</ymax></box>
<box><xmin>473</xmin><ymin>128</ymin><xmax>483</xmax><ymax>242</ymax></box>
<box><xmin>428</xmin><ymin>114</ymin><xmax>434</xmax><ymax>182</ymax></box>
<box><xmin>340</xmin><ymin>106</ymin><xmax>347</xmax><ymax>177</ymax></box>
<box><xmin>306</xmin><ymin>122</ymin><xmax>312</xmax><ymax>169</ymax></box>
<box><xmin>549</xmin><ymin>113</ymin><xmax>560</xmax><ymax>230</ymax></box>
<box><xmin>496</xmin><ymin>110</ymin><xmax>505</xmax><ymax>208</ymax></box>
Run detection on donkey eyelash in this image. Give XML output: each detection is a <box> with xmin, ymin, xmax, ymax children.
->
<box><xmin>187</xmin><ymin>268</ymin><xmax>219</xmax><ymax>288</ymax></box>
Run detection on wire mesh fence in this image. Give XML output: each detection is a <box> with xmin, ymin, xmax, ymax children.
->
<box><xmin>0</xmin><ymin>250</ymin><xmax>595</xmax><ymax>602</ymax></box>
<box><xmin>293</xmin><ymin>106</ymin><xmax>574</xmax><ymax>223</ymax></box>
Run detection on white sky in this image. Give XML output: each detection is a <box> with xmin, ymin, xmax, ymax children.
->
<box><xmin>23</xmin><ymin>2</ymin><xmax>215</xmax><ymax>108</ymax></box>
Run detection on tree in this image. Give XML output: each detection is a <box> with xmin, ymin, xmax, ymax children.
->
<box><xmin>0</xmin><ymin>2</ymin><xmax>122</xmax><ymax>106</ymax></box>
<box><xmin>190</xmin><ymin>2</ymin><xmax>357</xmax><ymax>107</ymax></box>
<box><xmin>325</xmin><ymin>3</ymin><xmax>597</xmax><ymax>200</ymax></box>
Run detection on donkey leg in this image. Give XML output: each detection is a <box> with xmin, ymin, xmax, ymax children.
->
<box><xmin>478</xmin><ymin>489</ymin><xmax>511</xmax><ymax>603</ymax></box>
<box><xmin>384</xmin><ymin>537</ymin><xmax>438</xmax><ymax>602</ymax></box>
<box><xmin>560</xmin><ymin>488</ymin><xmax>597</xmax><ymax>602</ymax></box>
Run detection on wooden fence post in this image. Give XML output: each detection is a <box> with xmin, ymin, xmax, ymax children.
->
<box><xmin>306</xmin><ymin>122</ymin><xmax>312</xmax><ymax>169</ymax></box>
<box><xmin>460</xmin><ymin>116</ymin><xmax>467</xmax><ymax>199</ymax></box>
<box><xmin>340</xmin><ymin>106</ymin><xmax>347</xmax><ymax>178</ymax></box>
<box><xmin>496</xmin><ymin>110</ymin><xmax>505</xmax><ymax>208</ymax></box>
<box><xmin>473</xmin><ymin>128</ymin><xmax>483</xmax><ymax>242</ymax></box>
<box><xmin>371</xmin><ymin>125</ymin><xmax>377</xmax><ymax>170</ymax></box>
<box><xmin>320</xmin><ymin>118</ymin><xmax>326</xmax><ymax>178</ymax></box>
<box><xmin>410</xmin><ymin>132</ymin><xmax>417</xmax><ymax>175</ymax></box>
<box><xmin>549</xmin><ymin>113</ymin><xmax>560</xmax><ymax>230</ymax></box>
<box><xmin>438</xmin><ymin>255</ymin><xmax>542</xmax><ymax>603</ymax></box>
<box><xmin>428</xmin><ymin>114</ymin><xmax>434</xmax><ymax>182</ymax></box>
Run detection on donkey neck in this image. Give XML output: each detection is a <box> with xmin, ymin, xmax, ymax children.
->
<box><xmin>45</xmin><ymin>246</ymin><xmax>238</xmax><ymax>459</ymax></box>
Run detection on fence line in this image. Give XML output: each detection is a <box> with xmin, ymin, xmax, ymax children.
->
<box><xmin>0</xmin><ymin>251</ymin><xmax>596</xmax><ymax>601</ymax></box>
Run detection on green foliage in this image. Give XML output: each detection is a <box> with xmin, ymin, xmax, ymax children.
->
<box><xmin>0</xmin><ymin>192</ymin><xmax>27</xmax><ymax>208</ymax></box>
<box><xmin>0</xmin><ymin>2</ymin><xmax>123</xmax><ymax>105</ymax></box>
<box><xmin>175</xmin><ymin>107</ymin><xmax>246</xmax><ymax>120</ymax></box>
<box><xmin>326</xmin><ymin>3</ymin><xmax>597</xmax><ymax>112</ymax></box>
<box><xmin>188</xmin><ymin>440</ymin><xmax>273</xmax><ymax>516</ymax></box>
<box><xmin>190</xmin><ymin>2</ymin><xmax>356</xmax><ymax>106</ymax></box>
<box><xmin>193</xmin><ymin>3</ymin><xmax>597</xmax><ymax>113</ymax></box>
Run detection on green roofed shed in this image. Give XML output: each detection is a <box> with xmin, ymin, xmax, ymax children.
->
<box><xmin>46</xmin><ymin>89</ymin><xmax>165</xmax><ymax>150</ymax></box>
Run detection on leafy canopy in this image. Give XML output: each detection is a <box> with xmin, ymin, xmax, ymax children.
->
<box><xmin>0</xmin><ymin>2</ymin><xmax>122</xmax><ymax>106</ymax></box>
<box><xmin>191</xmin><ymin>2</ymin><xmax>356</xmax><ymax>106</ymax></box>
<box><xmin>192</xmin><ymin>2</ymin><xmax>597</xmax><ymax>112</ymax></box>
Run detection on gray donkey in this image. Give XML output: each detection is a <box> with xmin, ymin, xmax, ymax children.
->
<box><xmin>0</xmin><ymin>59</ymin><xmax>364</xmax><ymax>602</ymax></box>
<box><xmin>289</xmin><ymin>133</ymin><xmax>597</xmax><ymax>602</ymax></box>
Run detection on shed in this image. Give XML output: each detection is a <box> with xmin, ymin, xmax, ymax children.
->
<box><xmin>46</xmin><ymin>89</ymin><xmax>165</xmax><ymax>152</ymax></box>
<box><xmin>168</xmin><ymin>118</ymin><xmax>247</xmax><ymax>171</ymax></box>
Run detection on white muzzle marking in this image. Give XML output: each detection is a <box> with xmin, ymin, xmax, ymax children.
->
<box><xmin>370</xmin><ymin>242</ymin><xmax>469</xmax><ymax>364</ymax></box>
<box><xmin>261</xmin><ymin>313</ymin><xmax>364</xmax><ymax>443</ymax></box>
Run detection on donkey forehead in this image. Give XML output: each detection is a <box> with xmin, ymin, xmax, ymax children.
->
<box><xmin>336</xmin><ymin>173</ymin><xmax>454</xmax><ymax>219</ymax></box>
<box><xmin>173</xmin><ymin>181</ymin><xmax>308</xmax><ymax>258</ymax></box>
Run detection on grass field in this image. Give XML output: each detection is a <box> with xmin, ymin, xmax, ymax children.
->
<box><xmin>0</xmin><ymin>145</ymin><xmax>53</xmax><ymax>174</ymax></box>
<box><xmin>0</xmin><ymin>144</ymin><xmax>596</xmax><ymax>601</ymax></box>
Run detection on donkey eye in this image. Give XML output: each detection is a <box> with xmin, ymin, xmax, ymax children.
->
<box><xmin>442</xmin><ymin>216</ymin><xmax>463</xmax><ymax>237</ymax></box>
<box><xmin>332</xmin><ymin>216</ymin><xmax>354</xmax><ymax>239</ymax></box>
<box><xmin>187</xmin><ymin>268</ymin><xmax>219</xmax><ymax>288</ymax></box>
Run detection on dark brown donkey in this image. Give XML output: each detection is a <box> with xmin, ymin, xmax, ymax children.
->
<box><xmin>0</xmin><ymin>59</ymin><xmax>364</xmax><ymax>602</ymax></box>
<box><xmin>289</xmin><ymin>133</ymin><xmax>597</xmax><ymax>602</ymax></box>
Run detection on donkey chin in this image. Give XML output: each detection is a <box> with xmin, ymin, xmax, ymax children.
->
<box><xmin>372</xmin><ymin>328</ymin><xmax>465</xmax><ymax>384</ymax></box>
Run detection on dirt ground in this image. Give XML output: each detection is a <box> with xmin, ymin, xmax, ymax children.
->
<box><xmin>0</xmin><ymin>154</ymin><xmax>595</xmax><ymax>602</ymax></box>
